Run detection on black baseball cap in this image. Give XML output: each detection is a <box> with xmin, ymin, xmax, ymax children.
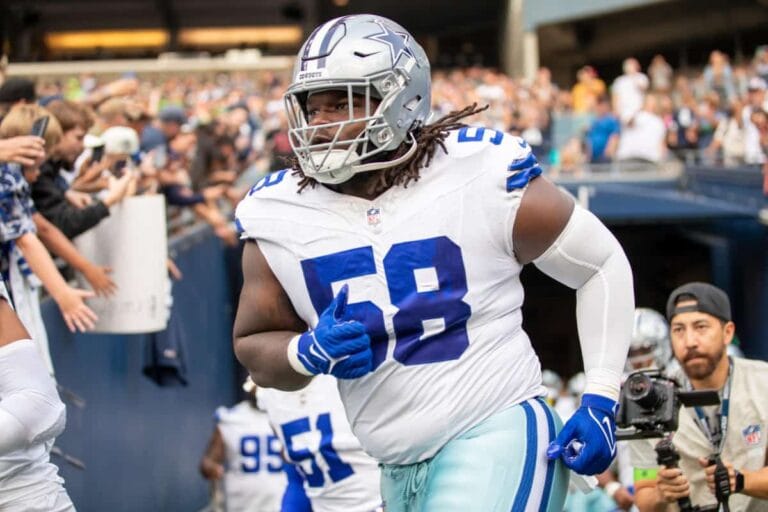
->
<box><xmin>666</xmin><ymin>282</ymin><xmax>731</xmax><ymax>322</ymax></box>
<box><xmin>0</xmin><ymin>77</ymin><xmax>36</xmax><ymax>104</ymax></box>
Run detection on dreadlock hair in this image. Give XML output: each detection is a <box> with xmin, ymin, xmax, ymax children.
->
<box><xmin>290</xmin><ymin>103</ymin><xmax>489</xmax><ymax>195</ymax></box>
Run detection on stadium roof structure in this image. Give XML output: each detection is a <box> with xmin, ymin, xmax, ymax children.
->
<box><xmin>0</xmin><ymin>0</ymin><xmax>501</xmax><ymax>59</ymax></box>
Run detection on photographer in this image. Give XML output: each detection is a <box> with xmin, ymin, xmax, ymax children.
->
<box><xmin>632</xmin><ymin>283</ymin><xmax>768</xmax><ymax>511</ymax></box>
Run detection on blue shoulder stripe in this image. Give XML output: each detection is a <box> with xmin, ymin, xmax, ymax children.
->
<box><xmin>506</xmin><ymin>166</ymin><xmax>542</xmax><ymax>192</ymax></box>
<box><xmin>508</xmin><ymin>153</ymin><xmax>538</xmax><ymax>172</ymax></box>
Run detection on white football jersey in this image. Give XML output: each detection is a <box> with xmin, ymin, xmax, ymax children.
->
<box><xmin>0</xmin><ymin>441</ymin><xmax>70</xmax><ymax>508</ymax></box>
<box><xmin>237</xmin><ymin>128</ymin><xmax>547</xmax><ymax>464</ymax></box>
<box><xmin>215</xmin><ymin>401</ymin><xmax>287</xmax><ymax>512</ymax></box>
<box><xmin>257</xmin><ymin>375</ymin><xmax>381</xmax><ymax>512</ymax></box>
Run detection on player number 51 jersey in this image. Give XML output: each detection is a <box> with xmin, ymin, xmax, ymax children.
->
<box><xmin>257</xmin><ymin>375</ymin><xmax>382</xmax><ymax>512</ymax></box>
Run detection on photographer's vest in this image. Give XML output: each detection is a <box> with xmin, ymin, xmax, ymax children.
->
<box><xmin>632</xmin><ymin>357</ymin><xmax>768</xmax><ymax>511</ymax></box>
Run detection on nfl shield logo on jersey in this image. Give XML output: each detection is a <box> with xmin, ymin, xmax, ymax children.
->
<box><xmin>366</xmin><ymin>207</ymin><xmax>381</xmax><ymax>226</ymax></box>
<box><xmin>743</xmin><ymin>424</ymin><xmax>762</xmax><ymax>446</ymax></box>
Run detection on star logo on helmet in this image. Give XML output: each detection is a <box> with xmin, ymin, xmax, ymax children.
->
<box><xmin>365</xmin><ymin>22</ymin><xmax>414</xmax><ymax>64</ymax></box>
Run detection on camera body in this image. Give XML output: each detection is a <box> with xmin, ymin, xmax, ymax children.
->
<box><xmin>617</xmin><ymin>370</ymin><xmax>719</xmax><ymax>440</ymax></box>
<box><xmin>617</xmin><ymin>371</ymin><xmax>680</xmax><ymax>437</ymax></box>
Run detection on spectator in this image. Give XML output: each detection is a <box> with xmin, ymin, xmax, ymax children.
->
<box><xmin>667</xmin><ymin>91</ymin><xmax>700</xmax><ymax>162</ymax></box>
<box><xmin>0</xmin><ymin>105</ymin><xmax>97</xmax><ymax>374</ymax></box>
<box><xmin>31</xmin><ymin>100</ymin><xmax>134</xmax><ymax>239</ymax></box>
<box><xmin>0</xmin><ymin>77</ymin><xmax>36</xmax><ymax>119</ymax></box>
<box><xmin>612</xmin><ymin>58</ymin><xmax>649</xmax><ymax>123</ymax></box>
<box><xmin>616</xmin><ymin>94</ymin><xmax>667</xmax><ymax>164</ymax></box>
<box><xmin>572</xmin><ymin>65</ymin><xmax>606</xmax><ymax>114</ymax></box>
<box><xmin>648</xmin><ymin>54</ymin><xmax>673</xmax><ymax>93</ymax></box>
<box><xmin>695</xmin><ymin>93</ymin><xmax>725</xmax><ymax>157</ymax></box>
<box><xmin>707</xmin><ymin>99</ymin><xmax>747</xmax><ymax>166</ymax></box>
<box><xmin>751</xmin><ymin>108</ymin><xmax>768</xmax><ymax>195</ymax></box>
<box><xmin>744</xmin><ymin>77</ymin><xmax>768</xmax><ymax>165</ymax></box>
<box><xmin>754</xmin><ymin>46</ymin><xmax>768</xmax><ymax>83</ymax></box>
<box><xmin>585</xmin><ymin>95</ymin><xmax>620</xmax><ymax>163</ymax></box>
<box><xmin>703</xmin><ymin>50</ymin><xmax>737</xmax><ymax>106</ymax></box>
<box><xmin>533</xmin><ymin>66</ymin><xmax>559</xmax><ymax>109</ymax></box>
<box><xmin>632</xmin><ymin>283</ymin><xmax>768</xmax><ymax>511</ymax></box>
<box><xmin>140</xmin><ymin>105</ymin><xmax>187</xmax><ymax>153</ymax></box>
<box><xmin>95</xmin><ymin>97</ymin><xmax>130</xmax><ymax>131</ymax></box>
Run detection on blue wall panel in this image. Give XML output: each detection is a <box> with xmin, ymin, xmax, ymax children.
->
<box><xmin>42</xmin><ymin>229</ymin><xmax>239</xmax><ymax>512</ymax></box>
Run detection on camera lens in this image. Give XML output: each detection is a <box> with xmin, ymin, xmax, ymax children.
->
<box><xmin>625</xmin><ymin>373</ymin><xmax>662</xmax><ymax>410</ymax></box>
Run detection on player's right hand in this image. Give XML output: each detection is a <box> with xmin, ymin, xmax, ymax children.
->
<box><xmin>290</xmin><ymin>284</ymin><xmax>373</xmax><ymax>379</ymax></box>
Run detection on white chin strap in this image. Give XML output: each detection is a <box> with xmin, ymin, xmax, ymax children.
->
<box><xmin>308</xmin><ymin>134</ymin><xmax>418</xmax><ymax>185</ymax></box>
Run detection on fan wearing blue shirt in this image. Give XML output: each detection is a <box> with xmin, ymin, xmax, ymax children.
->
<box><xmin>586</xmin><ymin>95</ymin><xmax>621</xmax><ymax>163</ymax></box>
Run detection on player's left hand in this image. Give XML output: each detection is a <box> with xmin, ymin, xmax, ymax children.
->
<box><xmin>546</xmin><ymin>393</ymin><xmax>618</xmax><ymax>475</ymax></box>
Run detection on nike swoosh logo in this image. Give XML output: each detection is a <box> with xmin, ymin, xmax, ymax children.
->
<box><xmin>588</xmin><ymin>408</ymin><xmax>617</xmax><ymax>455</ymax></box>
<box><xmin>354</xmin><ymin>51</ymin><xmax>381</xmax><ymax>58</ymax></box>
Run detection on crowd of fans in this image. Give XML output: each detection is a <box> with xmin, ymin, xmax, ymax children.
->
<box><xmin>1</xmin><ymin>44</ymin><xmax>767</xmax><ymax>368</ymax></box>
<box><xmin>0</xmin><ymin>69</ymin><xmax>296</xmax><ymax>377</ymax></box>
<box><xmin>433</xmin><ymin>47</ymin><xmax>768</xmax><ymax>180</ymax></box>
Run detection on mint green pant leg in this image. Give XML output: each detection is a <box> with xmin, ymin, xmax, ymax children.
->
<box><xmin>380</xmin><ymin>399</ymin><xmax>569</xmax><ymax>512</ymax></box>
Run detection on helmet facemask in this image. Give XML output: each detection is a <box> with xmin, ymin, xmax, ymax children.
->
<box><xmin>285</xmin><ymin>13</ymin><xmax>431</xmax><ymax>186</ymax></box>
<box><xmin>284</xmin><ymin>68</ymin><xmax>419</xmax><ymax>185</ymax></box>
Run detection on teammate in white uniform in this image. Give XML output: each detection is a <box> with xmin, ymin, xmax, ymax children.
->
<box><xmin>0</xmin><ymin>279</ymin><xmax>74</xmax><ymax>511</ymax></box>
<box><xmin>234</xmin><ymin>14</ymin><xmax>634</xmax><ymax>511</ymax></box>
<box><xmin>200</xmin><ymin>382</ymin><xmax>287</xmax><ymax>512</ymax></box>
<box><xmin>258</xmin><ymin>374</ymin><xmax>381</xmax><ymax>512</ymax></box>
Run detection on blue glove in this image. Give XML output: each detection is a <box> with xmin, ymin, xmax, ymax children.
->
<box><xmin>294</xmin><ymin>285</ymin><xmax>373</xmax><ymax>379</ymax></box>
<box><xmin>546</xmin><ymin>393</ymin><xmax>618</xmax><ymax>475</ymax></box>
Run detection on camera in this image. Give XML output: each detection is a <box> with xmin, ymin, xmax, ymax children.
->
<box><xmin>617</xmin><ymin>370</ymin><xmax>719</xmax><ymax>440</ymax></box>
<box><xmin>617</xmin><ymin>371</ymin><xmax>724</xmax><ymax>512</ymax></box>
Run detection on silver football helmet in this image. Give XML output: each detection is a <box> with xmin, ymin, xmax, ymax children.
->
<box><xmin>284</xmin><ymin>14</ymin><xmax>431</xmax><ymax>184</ymax></box>
<box><xmin>626</xmin><ymin>308</ymin><xmax>672</xmax><ymax>372</ymax></box>
<box><xmin>566</xmin><ymin>372</ymin><xmax>586</xmax><ymax>397</ymax></box>
<box><xmin>541</xmin><ymin>369</ymin><xmax>563</xmax><ymax>403</ymax></box>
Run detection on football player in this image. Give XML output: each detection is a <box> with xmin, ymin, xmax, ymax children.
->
<box><xmin>234</xmin><ymin>14</ymin><xmax>633</xmax><ymax>511</ymax></box>
<box><xmin>200</xmin><ymin>379</ymin><xmax>287</xmax><ymax>511</ymax></box>
<box><xmin>0</xmin><ymin>279</ymin><xmax>74</xmax><ymax>510</ymax></box>
<box><xmin>258</xmin><ymin>374</ymin><xmax>381</xmax><ymax>512</ymax></box>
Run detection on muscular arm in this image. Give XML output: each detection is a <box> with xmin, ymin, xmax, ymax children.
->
<box><xmin>233</xmin><ymin>241</ymin><xmax>311</xmax><ymax>391</ymax></box>
<box><xmin>512</xmin><ymin>177</ymin><xmax>573</xmax><ymax>264</ymax></box>
<box><xmin>514</xmin><ymin>177</ymin><xmax>634</xmax><ymax>400</ymax></box>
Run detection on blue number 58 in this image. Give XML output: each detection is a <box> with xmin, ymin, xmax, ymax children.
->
<box><xmin>301</xmin><ymin>236</ymin><xmax>471</xmax><ymax>369</ymax></box>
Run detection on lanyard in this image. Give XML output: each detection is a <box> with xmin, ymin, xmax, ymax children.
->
<box><xmin>691</xmin><ymin>357</ymin><xmax>733</xmax><ymax>454</ymax></box>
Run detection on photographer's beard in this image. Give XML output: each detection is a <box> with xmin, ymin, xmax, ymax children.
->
<box><xmin>682</xmin><ymin>345</ymin><xmax>726</xmax><ymax>381</ymax></box>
